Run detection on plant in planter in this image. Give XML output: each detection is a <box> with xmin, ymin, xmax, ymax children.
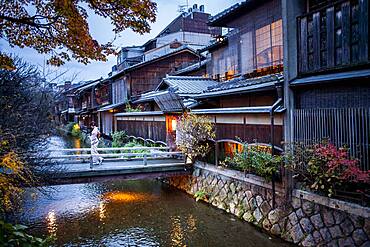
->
<box><xmin>176</xmin><ymin>113</ymin><xmax>215</xmax><ymax>164</ymax></box>
<box><xmin>286</xmin><ymin>142</ymin><xmax>370</xmax><ymax>197</ymax></box>
<box><xmin>224</xmin><ymin>144</ymin><xmax>282</xmax><ymax>181</ymax></box>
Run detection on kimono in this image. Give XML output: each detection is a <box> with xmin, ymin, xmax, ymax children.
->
<box><xmin>90</xmin><ymin>126</ymin><xmax>103</xmax><ymax>165</ymax></box>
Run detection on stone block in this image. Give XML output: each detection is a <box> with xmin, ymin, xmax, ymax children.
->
<box><xmin>243</xmin><ymin>211</ymin><xmax>254</xmax><ymax>223</ymax></box>
<box><xmin>256</xmin><ymin>195</ymin><xmax>264</xmax><ymax>207</ymax></box>
<box><xmin>291</xmin><ymin>197</ymin><xmax>301</xmax><ymax>209</ymax></box>
<box><xmin>253</xmin><ymin>208</ymin><xmax>263</xmax><ymax>224</ymax></box>
<box><xmin>260</xmin><ymin>201</ymin><xmax>271</xmax><ymax>216</ymax></box>
<box><xmin>289</xmin><ymin>223</ymin><xmax>305</xmax><ymax>244</ymax></box>
<box><xmin>296</xmin><ymin>208</ymin><xmax>304</xmax><ymax>219</ymax></box>
<box><xmin>301</xmin><ymin>234</ymin><xmax>315</xmax><ymax>247</ymax></box>
<box><xmin>268</xmin><ymin>209</ymin><xmax>283</xmax><ymax>225</ymax></box>
<box><xmin>350</xmin><ymin>215</ymin><xmax>364</xmax><ymax>228</ymax></box>
<box><xmin>229</xmin><ymin>202</ymin><xmax>236</xmax><ymax>215</ymax></box>
<box><xmin>310</xmin><ymin>214</ymin><xmax>324</xmax><ymax>229</ymax></box>
<box><xmin>300</xmin><ymin>218</ymin><xmax>314</xmax><ymax>234</ymax></box>
<box><xmin>322</xmin><ymin>209</ymin><xmax>335</xmax><ymax>227</ymax></box>
<box><xmin>288</xmin><ymin>212</ymin><xmax>299</xmax><ymax>226</ymax></box>
<box><xmin>329</xmin><ymin>225</ymin><xmax>343</xmax><ymax>239</ymax></box>
<box><xmin>340</xmin><ymin>218</ymin><xmax>354</xmax><ymax>237</ymax></box>
<box><xmin>245</xmin><ymin>190</ymin><xmax>253</xmax><ymax>201</ymax></box>
<box><xmin>334</xmin><ymin>211</ymin><xmax>346</xmax><ymax>225</ymax></box>
<box><xmin>352</xmin><ymin>229</ymin><xmax>368</xmax><ymax>246</ymax></box>
<box><xmin>302</xmin><ymin>200</ymin><xmax>315</xmax><ymax>216</ymax></box>
<box><xmin>338</xmin><ymin>237</ymin><xmax>354</xmax><ymax>247</ymax></box>
<box><xmin>320</xmin><ymin>228</ymin><xmax>332</xmax><ymax>243</ymax></box>
<box><xmin>249</xmin><ymin>197</ymin><xmax>257</xmax><ymax>211</ymax></box>
<box><xmin>262</xmin><ymin>218</ymin><xmax>272</xmax><ymax>231</ymax></box>
<box><xmin>312</xmin><ymin>230</ymin><xmax>323</xmax><ymax>245</ymax></box>
<box><xmin>270</xmin><ymin>224</ymin><xmax>281</xmax><ymax>235</ymax></box>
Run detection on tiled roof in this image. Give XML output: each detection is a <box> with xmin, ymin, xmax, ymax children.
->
<box><xmin>209</xmin><ymin>2</ymin><xmax>245</xmax><ymax>25</ymax></box>
<box><xmin>195</xmin><ymin>73</ymin><xmax>283</xmax><ymax>98</ymax></box>
<box><xmin>158</xmin><ymin>75</ymin><xmax>218</xmax><ymax>95</ymax></box>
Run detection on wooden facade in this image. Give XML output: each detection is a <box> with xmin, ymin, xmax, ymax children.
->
<box><xmin>297</xmin><ymin>0</ymin><xmax>369</xmax><ymax>75</ymax></box>
<box><xmin>116</xmin><ymin>115</ymin><xmax>166</xmax><ymax>142</ymax></box>
<box><xmin>286</xmin><ymin>0</ymin><xmax>370</xmax><ymax>170</ymax></box>
<box><xmin>207</xmin><ymin>0</ymin><xmax>283</xmax><ymax>81</ymax></box>
<box><xmin>118</xmin><ymin>49</ymin><xmax>200</xmax><ymax>97</ymax></box>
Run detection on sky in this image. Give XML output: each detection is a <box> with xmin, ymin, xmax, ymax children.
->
<box><xmin>0</xmin><ymin>0</ymin><xmax>240</xmax><ymax>84</ymax></box>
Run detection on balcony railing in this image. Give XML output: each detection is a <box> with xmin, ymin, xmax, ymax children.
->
<box><xmin>297</xmin><ymin>0</ymin><xmax>369</xmax><ymax>75</ymax></box>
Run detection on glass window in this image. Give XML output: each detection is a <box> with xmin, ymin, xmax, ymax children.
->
<box><xmin>256</xmin><ymin>20</ymin><xmax>283</xmax><ymax>69</ymax></box>
<box><xmin>240</xmin><ymin>31</ymin><xmax>254</xmax><ymax>74</ymax></box>
<box><xmin>271</xmin><ymin>20</ymin><xmax>283</xmax><ymax>65</ymax></box>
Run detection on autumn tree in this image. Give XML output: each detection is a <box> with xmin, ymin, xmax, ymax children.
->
<box><xmin>0</xmin><ymin>57</ymin><xmax>55</xmax><ymax>212</ymax></box>
<box><xmin>0</xmin><ymin>0</ymin><xmax>157</xmax><ymax>68</ymax></box>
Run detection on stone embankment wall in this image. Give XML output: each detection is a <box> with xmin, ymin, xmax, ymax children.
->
<box><xmin>165</xmin><ymin>162</ymin><xmax>370</xmax><ymax>247</ymax></box>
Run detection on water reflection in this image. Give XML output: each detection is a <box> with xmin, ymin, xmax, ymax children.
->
<box><xmin>46</xmin><ymin>210</ymin><xmax>57</xmax><ymax>236</ymax></box>
<box><xmin>170</xmin><ymin>215</ymin><xmax>185</xmax><ymax>247</ymax></box>
<box><xmin>102</xmin><ymin>191</ymin><xmax>157</xmax><ymax>203</ymax></box>
<box><xmin>99</xmin><ymin>201</ymin><xmax>106</xmax><ymax>222</ymax></box>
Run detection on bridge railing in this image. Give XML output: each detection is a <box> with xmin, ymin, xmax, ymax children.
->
<box><xmin>47</xmin><ymin>146</ymin><xmax>184</xmax><ymax>167</ymax></box>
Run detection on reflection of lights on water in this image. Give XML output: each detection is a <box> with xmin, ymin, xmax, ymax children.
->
<box><xmin>46</xmin><ymin>210</ymin><xmax>57</xmax><ymax>236</ymax></box>
<box><xmin>170</xmin><ymin>214</ymin><xmax>197</xmax><ymax>246</ymax></box>
<box><xmin>186</xmin><ymin>214</ymin><xmax>197</xmax><ymax>233</ymax></box>
<box><xmin>99</xmin><ymin>201</ymin><xmax>106</xmax><ymax>221</ymax></box>
<box><xmin>102</xmin><ymin>191</ymin><xmax>156</xmax><ymax>203</ymax></box>
<box><xmin>170</xmin><ymin>216</ymin><xmax>184</xmax><ymax>247</ymax></box>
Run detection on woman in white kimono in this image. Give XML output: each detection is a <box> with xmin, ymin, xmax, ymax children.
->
<box><xmin>90</xmin><ymin>122</ymin><xmax>103</xmax><ymax>166</ymax></box>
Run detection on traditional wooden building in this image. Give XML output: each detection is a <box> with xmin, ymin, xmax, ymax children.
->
<box><xmin>98</xmin><ymin>4</ymin><xmax>221</xmax><ymax>134</ymax></box>
<box><xmin>114</xmin><ymin>0</ymin><xmax>285</xmax><ymax>159</ymax></box>
<box><xmin>283</xmin><ymin>0</ymin><xmax>370</xmax><ymax>169</ymax></box>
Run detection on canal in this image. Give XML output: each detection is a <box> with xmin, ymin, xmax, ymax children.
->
<box><xmin>12</xmin><ymin>136</ymin><xmax>290</xmax><ymax>246</ymax></box>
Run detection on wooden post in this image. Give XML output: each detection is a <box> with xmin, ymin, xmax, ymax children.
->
<box><xmin>215</xmin><ymin>142</ymin><xmax>219</xmax><ymax>166</ymax></box>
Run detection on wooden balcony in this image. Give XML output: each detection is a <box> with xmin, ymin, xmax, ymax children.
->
<box><xmin>297</xmin><ymin>0</ymin><xmax>369</xmax><ymax>76</ymax></box>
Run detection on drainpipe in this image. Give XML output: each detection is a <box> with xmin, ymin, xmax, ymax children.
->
<box><xmin>270</xmin><ymin>84</ymin><xmax>283</xmax><ymax>209</ymax></box>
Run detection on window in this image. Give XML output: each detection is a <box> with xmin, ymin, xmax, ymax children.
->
<box><xmin>240</xmin><ymin>31</ymin><xmax>254</xmax><ymax>74</ymax></box>
<box><xmin>112</xmin><ymin>79</ymin><xmax>127</xmax><ymax>104</ymax></box>
<box><xmin>256</xmin><ymin>20</ymin><xmax>283</xmax><ymax>69</ymax></box>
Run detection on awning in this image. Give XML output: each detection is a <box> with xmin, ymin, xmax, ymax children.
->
<box><xmin>290</xmin><ymin>69</ymin><xmax>370</xmax><ymax>86</ymax></box>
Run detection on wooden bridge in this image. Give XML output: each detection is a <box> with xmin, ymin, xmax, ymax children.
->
<box><xmin>43</xmin><ymin>146</ymin><xmax>189</xmax><ymax>184</ymax></box>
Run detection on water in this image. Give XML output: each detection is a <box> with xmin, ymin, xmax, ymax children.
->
<box><xmin>11</xmin><ymin>136</ymin><xmax>290</xmax><ymax>246</ymax></box>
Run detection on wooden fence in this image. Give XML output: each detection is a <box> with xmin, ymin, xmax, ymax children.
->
<box><xmin>293</xmin><ymin>108</ymin><xmax>370</xmax><ymax>170</ymax></box>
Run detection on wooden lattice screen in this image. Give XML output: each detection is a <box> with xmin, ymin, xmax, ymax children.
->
<box><xmin>293</xmin><ymin>108</ymin><xmax>370</xmax><ymax>170</ymax></box>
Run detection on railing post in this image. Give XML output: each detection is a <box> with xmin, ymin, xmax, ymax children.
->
<box><xmin>143</xmin><ymin>153</ymin><xmax>147</xmax><ymax>166</ymax></box>
<box><xmin>90</xmin><ymin>154</ymin><xmax>93</xmax><ymax>169</ymax></box>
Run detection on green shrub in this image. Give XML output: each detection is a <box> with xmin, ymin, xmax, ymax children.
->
<box><xmin>224</xmin><ymin>144</ymin><xmax>282</xmax><ymax>181</ymax></box>
<box><xmin>0</xmin><ymin>220</ymin><xmax>52</xmax><ymax>246</ymax></box>
<box><xmin>125</xmin><ymin>103</ymin><xmax>142</xmax><ymax>112</ymax></box>
<box><xmin>65</xmin><ymin>122</ymin><xmax>76</xmax><ymax>132</ymax></box>
<box><xmin>70</xmin><ymin>123</ymin><xmax>81</xmax><ymax>138</ymax></box>
<box><xmin>194</xmin><ymin>190</ymin><xmax>208</xmax><ymax>202</ymax></box>
<box><xmin>111</xmin><ymin>131</ymin><xmax>128</xmax><ymax>148</ymax></box>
